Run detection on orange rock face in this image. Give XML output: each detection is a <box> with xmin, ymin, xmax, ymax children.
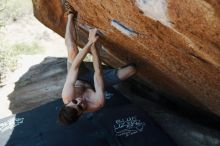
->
<box><xmin>32</xmin><ymin>0</ymin><xmax>220</xmax><ymax>116</ymax></box>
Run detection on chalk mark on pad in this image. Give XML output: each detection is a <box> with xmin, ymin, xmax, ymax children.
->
<box><xmin>113</xmin><ymin>116</ymin><xmax>145</xmax><ymax>137</ymax></box>
<box><xmin>104</xmin><ymin>91</ymin><xmax>114</xmax><ymax>99</ymax></box>
<box><xmin>0</xmin><ymin>117</ymin><xmax>24</xmax><ymax>133</ymax></box>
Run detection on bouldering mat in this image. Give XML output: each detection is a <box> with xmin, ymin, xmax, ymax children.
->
<box><xmin>0</xmin><ymin>88</ymin><xmax>176</xmax><ymax>146</ymax></box>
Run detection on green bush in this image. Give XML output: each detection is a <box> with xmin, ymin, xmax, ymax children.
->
<box><xmin>0</xmin><ymin>49</ymin><xmax>18</xmax><ymax>72</ymax></box>
<box><xmin>0</xmin><ymin>0</ymin><xmax>32</xmax><ymax>26</ymax></box>
<box><xmin>0</xmin><ymin>42</ymin><xmax>44</xmax><ymax>72</ymax></box>
<box><xmin>11</xmin><ymin>42</ymin><xmax>44</xmax><ymax>55</ymax></box>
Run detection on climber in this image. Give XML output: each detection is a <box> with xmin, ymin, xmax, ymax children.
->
<box><xmin>58</xmin><ymin>1</ymin><xmax>136</xmax><ymax>125</ymax></box>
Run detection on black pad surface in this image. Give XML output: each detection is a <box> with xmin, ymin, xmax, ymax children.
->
<box><xmin>0</xmin><ymin>88</ymin><xmax>176</xmax><ymax>146</ymax></box>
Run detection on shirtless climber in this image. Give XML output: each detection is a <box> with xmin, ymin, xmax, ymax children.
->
<box><xmin>58</xmin><ymin>1</ymin><xmax>136</xmax><ymax>125</ymax></box>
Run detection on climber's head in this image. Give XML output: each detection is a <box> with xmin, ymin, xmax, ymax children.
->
<box><xmin>58</xmin><ymin>97</ymin><xmax>86</xmax><ymax>125</ymax></box>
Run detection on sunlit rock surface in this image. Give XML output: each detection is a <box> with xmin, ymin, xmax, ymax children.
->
<box><xmin>32</xmin><ymin>0</ymin><xmax>220</xmax><ymax>116</ymax></box>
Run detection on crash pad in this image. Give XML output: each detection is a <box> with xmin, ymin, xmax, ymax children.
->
<box><xmin>0</xmin><ymin>88</ymin><xmax>176</xmax><ymax>146</ymax></box>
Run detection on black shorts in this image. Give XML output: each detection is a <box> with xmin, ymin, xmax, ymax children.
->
<box><xmin>77</xmin><ymin>62</ymin><xmax>122</xmax><ymax>88</ymax></box>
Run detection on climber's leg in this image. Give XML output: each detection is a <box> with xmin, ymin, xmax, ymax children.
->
<box><xmin>117</xmin><ymin>64</ymin><xmax>136</xmax><ymax>81</ymax></box>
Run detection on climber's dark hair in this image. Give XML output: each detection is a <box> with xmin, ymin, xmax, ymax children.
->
<box><xmin>58</xmin><ymin>105</ymin><xmax>81</xmax><ymax>125</ymax></box>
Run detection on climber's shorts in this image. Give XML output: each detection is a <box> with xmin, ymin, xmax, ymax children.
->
<box><xmin>69</xmin><ymin>62</ymin><xmax>122</xmax><ymax>88</ymax></box>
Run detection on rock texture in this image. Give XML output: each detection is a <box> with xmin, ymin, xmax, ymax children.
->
<box><xmin>8</xmin><ymin>57</ymin><xmax>67</xmax><ymax>113</ymax></box>
<box><xmin>32</xmin><ymin>0</ymin><xmax>220</xmax><ymax>116</ymax></box>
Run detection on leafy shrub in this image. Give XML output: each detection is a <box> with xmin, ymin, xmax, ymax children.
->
<box><xmin>0</xmin><ymin>0</ymin><xmax>32</xmax><ymax>26</ymax></box>
<box><xmin>0</xmin><ymin>41</ymin><xmax>44</xmax><ymax>85</ymax></box>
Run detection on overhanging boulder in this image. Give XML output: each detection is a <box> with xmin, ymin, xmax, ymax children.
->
<box><xmin>32</xmin><ymin>0</ymin><xmax>220</xmax><ymax>116</ymax></box>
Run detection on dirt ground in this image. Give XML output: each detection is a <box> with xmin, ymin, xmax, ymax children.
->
<box><xmin>0</xmin><ymin>14</ymin><xmax>67</xmax><ymax>119</ymax></box>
